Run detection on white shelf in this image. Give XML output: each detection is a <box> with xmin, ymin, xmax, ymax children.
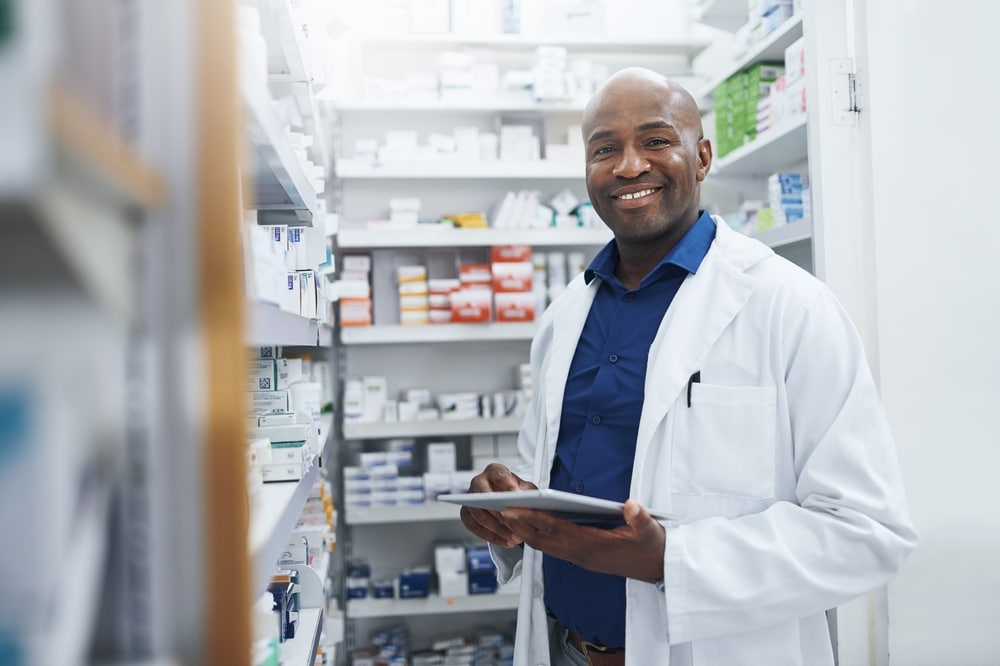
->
<box><xmin>341</xmin><ymin>322</ymin><xmax>536</xmax><ymax>345</ymax></box>
<box><xmin>711</xmin><ymin>115</ymin><xmax>807</xmax><ymax>177</ymax></box>
<box><xmin>346</xmin><ymin>501</ymin><xmax>462</xmax><ymax>525</ymax></box>
<box><xmin>337</xmin><ymin>226</ymin><xmax>610</xmax><ymax>249</ymax></box>
<box><xmin>749</xmin><ymin>217</ymin><xmax>812</xmax><ymax>248</ymax></box>
<box><xmin>693</xmin><ymin>0</ymin><xmax>748</xmax><ymax>32</ymax></box>
<box><xmin>48</xmin><ymin>483</ymin><xmax>113</xmax><ymax>665</ymax></box>
<box><xmin>343</xmin><ymin>415</ymin><xmax>522</xmax><ymax>440</ymax></box>
<box><xmin>335</xmin><ymin>158</ymin><xmax>582</xmax><ymax>179</ymax></box>
<box><xmin>333</xmin><ymin>98</ymin><xmax>588</xmax><ymax>113</ymax></box>
<box><xmin>357</xmin><ymin>33</ymin><xmax>709</xmax><ymax>56</ymax></box>
<box><xmin>246</xmin><ymin>302</ymin><xmax>333</xmax><ymax>347</ymax></box>
<box><xmin>242</xmin><ymin>70</ymin><xmax>319</xmax><ymax>218</ymax></box>
<box><xmin>347</xmin><ymin>593</ymin><xmax>519</xmax><ymax>619</ymax></box>
<box><xmin>699</xmin><ymin>15</ymin><xmax>804</xmax><ymax>103</ymax></box>
<box><xmin>278</xmin><ymin>608</ymin><xmax>323</xmax><ymax>666</ymax></box>
<box><xmin>248</xmin><ymin>458</ymin><xmax>320</xmax><ymax>595</ymax></box>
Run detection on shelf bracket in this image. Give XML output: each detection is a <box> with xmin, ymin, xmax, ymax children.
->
<box><xmin>830</xmin><ymin>58</ymin><xmax>859</xmax><ymax>126</ymax></box>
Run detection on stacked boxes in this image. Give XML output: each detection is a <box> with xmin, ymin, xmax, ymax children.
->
<box><xmin>398</xmin><ymin>264</ymin><xmax>429</xmax><ymax>326</ymax></box>
<box><xmin>767</xmin><ymin>172</ymin><xmax>811</xmax><ymax>228</ymax></box>
<box><xmin>491</xmin><ymin>244</ymin><xmax>535</xmax><ymax>323</ymax></box>
<box><xmin>715</xmin><ymin>62</ymin><xmax>784</xmax><ymax>157</ymax></box>
<box><xmin>451</xmin><ymin>263</ymin><xmax>493</xmax><ymax>323</ymax></box>
<box><xmin>337</xmin><ymin>253</ymin><xmax>373</xmax><ymax>327</ymax></box>
<box><xmin>428</xmin><ymin>278</ymin><xmax>459</xmax><ymax>324</ymax></box>
<box><xmin>748</xmin><ymin>0</ymin><xmax>796</xmax><ymax>44</ymax></box>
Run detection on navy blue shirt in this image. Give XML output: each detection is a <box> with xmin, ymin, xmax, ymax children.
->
<box><xmin>543</xmin><ymin>211</ymin><xmax>716</xmax><ymax>648</ymax></box>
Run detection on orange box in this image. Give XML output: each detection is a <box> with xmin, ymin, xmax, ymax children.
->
<box><xmin>492</xmin><ymin>261</ymin><xmax>533</xmax><ymax>293</ymax></box>
<box><xmin>495</xmin><ymin>292</ymin><xmax>535</xmax><ymax>322</ymax></box>
<box><xmin>459</xmin><ymin>263</ymin><xmax>493</xmax><ymax>288</ymax></box>
<box><xmin>491</xmin><ymin>244</ymin><xmax>532</xmax><ymax>263</ymax></box>
<box><xmin>451</xmin><ymin>288</ymin><xmax>493</xmax><ymax>323</ymax></box>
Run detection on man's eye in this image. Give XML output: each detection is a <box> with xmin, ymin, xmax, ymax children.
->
<box><xmin>594</xmin><ymin>145</ymin><xmax>615</xmax><ymax>156</ymax></box>
<box><xmin>647</xmin><ymin>138</ymin><xmax>669</xmax><ymax>147</ymax></box>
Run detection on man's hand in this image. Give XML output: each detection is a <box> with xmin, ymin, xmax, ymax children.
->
<box><xmin>459</xmin><ymin>463</ymin><xmax>537</xmax><ymax>549</ymax></box>
<box><xmin>500</xmin><ymin>499</ymin><xmax>666</xmax><ymax>583</ymax></box>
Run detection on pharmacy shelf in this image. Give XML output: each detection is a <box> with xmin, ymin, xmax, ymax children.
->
<box><xmin>750</xmin><ymin>217</ymin><xmax>812</xmax><ymax>248</ymax></box>
<box><xmin>249</xmin><ymin>458</ymin><xmax>320</xmax><ymax>595</ymax></box>
<box><xmin>48</xmin><ymin>481</ymin><xmax>113</xmax><ymax>665</ymax></box>
<box><xmin>337</xmin><ymin>226</ymin><xmax>611</xmax><ymax>249</ymax></box>
<box><xmin>249</xmin><ymin>0</ymin><xmax>330</xmax><ymax>171</ymax></box>
<box><xmin>341</xmin><ymin>323</ymin><xmax>536</xmax><ymax>345</ymax></box>
<box><xmin>346</xmin><ymin>501</ymin><xmax>462</xmax><ymax>526</ymax></box>
<box><xmin>693</xmin><ymin>0</ymin><xmax>748</xmax><ymax>32</ymax></box>
<box><xmin>347</xmin><ymin>593</ymin><xmax>519</xmax><ymax>619</ymax></box>
<box><xmin>357</xmin><ymin>33</ymin><xmax>710</xmax><ymax>57</ymax></box>
<box><xmin>335</xmin><ymin>158</ymin><xmax>583</xmax><ymax>180</ymax></box>
<box><xmin>247</xmin><ymin>301</ymin><xmax>333</xmax><ymax>347</ymax></box>
<box><xmin>699</xmin><ymin>14</ymin><xmax>804</xmax><ymax>103</ymax></box>
<box><xmin>279</xmin><ymin>608</ymin><xmax>323</xmax><ymax>666</ymax></box>
<box><xmin>47</xmin><ymin>83</ymin><xmax>166</xmax><ymax>209</ymax></box>
<box><xmin>711</xmin><ymin>115</ymin><xmax>807</xmax><ymax>177</ymax></box>
<box><xmin>343</xmin><ymin>415</ymin><xmax>522</xmax><ymax>440</ymax></box>
<box><xmin>333</xmin><ymin>98</ymin><xmax>589</xmax><ymax>113</ymax></box>
<box><xmin>243</xmin><ymin>69</ymin><xmax>318</xmax><ymax>219</ymax></box>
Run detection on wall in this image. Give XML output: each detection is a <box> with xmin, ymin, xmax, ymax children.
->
<box><xmin>855</xmin><ymin>1</ymin><xmax>1000</xmax><ymax>663</ymax></box>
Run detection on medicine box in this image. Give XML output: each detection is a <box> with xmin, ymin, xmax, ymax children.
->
<box><xmin>250</xmin><ymin>390</ymin><xmax>291</xmax><ymax>414</ymax></box>
<box><xmin>426</xmin><ymin>441</ymin><xmax>457</xmax><ymax>473</ymax></box>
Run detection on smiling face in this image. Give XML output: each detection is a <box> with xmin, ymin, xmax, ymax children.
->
<box><xmin>582</xmin><ymin>69</ymin><xmax>712</xmax><ymax>260</ymax></box>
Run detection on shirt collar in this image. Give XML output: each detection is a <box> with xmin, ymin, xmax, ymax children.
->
<box><xmin>584</xmin><ymin>210</ymin><xmax>717</xmax><ymax>286</ymax></box>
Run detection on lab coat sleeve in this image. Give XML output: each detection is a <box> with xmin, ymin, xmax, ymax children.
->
<box><xmin>664</xmin><ymin>283</ymin><xmax>918</xmax><ymax>644</ymax></box>
<box><xmin>489</xmin><ymin>317</ymin><xmax>550</xmax><ymax>583</ymax></box>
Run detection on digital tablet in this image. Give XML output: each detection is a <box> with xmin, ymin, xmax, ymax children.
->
<box><xmin>437</xmin><ymin>488</ymin><xmax>677</xmax><ymax>523</ymax></box>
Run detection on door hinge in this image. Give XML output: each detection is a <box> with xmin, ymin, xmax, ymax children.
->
<box><xmin>831</xmin><ymin>58</ymin><xmax>859</xmax><ymax>126</ymax></box>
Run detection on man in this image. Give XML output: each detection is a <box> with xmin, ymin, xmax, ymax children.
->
<box><xmin>458</xmin><ymin>68</ymin><xmax>916</xmax><ymax>666</ymax></box>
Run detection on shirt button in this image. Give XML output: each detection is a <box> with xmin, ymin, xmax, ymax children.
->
<box><xmin>624</xmin><ymin>293</ymin><xmax>635</xmax><ymax>301</ymax></box>
<box><xmin>592</xmin><ymin>415</ymin><xmax>601</xmax><ymax>424</ymax></box>
<box><xmin>574</xmin><ymin>482</ymin><xmax>584</xmax><ymax>493</ymax></box>
<box><xmin>609</xmin><ymin>354</ymin><xmax>619</xmax><ymax>363</ymax></box>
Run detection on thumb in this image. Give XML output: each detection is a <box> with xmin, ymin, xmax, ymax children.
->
<box><xmin>623</xmin><ymin>499</ymin><xmax>649</xmax><ymax>527</ymax></box>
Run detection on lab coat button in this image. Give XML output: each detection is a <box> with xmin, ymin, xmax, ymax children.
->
<box><xmin>532</xmin><ymin>583</ymin><xmax>543</xmax><ymax>597</ymax></box>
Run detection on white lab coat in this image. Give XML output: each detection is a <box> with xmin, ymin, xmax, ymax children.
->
<box><xmin>491</xmin><ymin>216</ymin><xmax>917</xmax><ymax>666</ymax></box>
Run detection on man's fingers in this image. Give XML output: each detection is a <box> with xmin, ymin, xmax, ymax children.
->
<box><xmin>460</xmin><ymin>507</ymin><xmax>523</xmax><ymax>548</ymax></box>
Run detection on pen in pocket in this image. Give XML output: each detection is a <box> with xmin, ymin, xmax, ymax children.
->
<box><xmin>687</xmin><ymin>371</ymin><xmax>701</xmax><ymax>408</ymax></box>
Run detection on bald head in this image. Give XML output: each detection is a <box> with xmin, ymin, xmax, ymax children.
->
<box><xmin>582</xmin><ymin>67</ymin><xmax>704</xmax><ymax>144</ymax></box>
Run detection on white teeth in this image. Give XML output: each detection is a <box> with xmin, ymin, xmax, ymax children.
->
<box><xmin>618</xmin><ymin>188</ymin><xmax>656</xmax><ymax>200</ymax></box>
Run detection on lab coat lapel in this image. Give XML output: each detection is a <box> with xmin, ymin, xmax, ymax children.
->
<box><xmin>541</xmin><ymin>278</ymin><xmax>599</xmax><ymax>483</ymax></box>
<box><xmin>632</xmin><ymin>233</ymin><xmax>759</xmax><ymax>486</ymax></box>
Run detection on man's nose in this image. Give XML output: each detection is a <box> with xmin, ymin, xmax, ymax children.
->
<box><xmin>612</xmin><ymin>145</ymin><xmax>650</xmax><ymax>178</ymax></box>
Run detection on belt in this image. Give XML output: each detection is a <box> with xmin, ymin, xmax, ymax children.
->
<box><xmin>566</xmin><ymin>630</ymin><xmax>625</xmax><ymax>666</ymax></box>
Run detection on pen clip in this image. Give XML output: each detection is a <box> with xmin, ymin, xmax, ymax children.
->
<box><xmin>687</xmin><ymin>371</ymin><xmax>701</xmax><ymax>408</ymax></box>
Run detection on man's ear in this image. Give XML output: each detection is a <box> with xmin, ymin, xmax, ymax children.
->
<box><xmin>696</xmin><ymin>138</ymin><xmax>713</xmax><ymax>182</ymax></box>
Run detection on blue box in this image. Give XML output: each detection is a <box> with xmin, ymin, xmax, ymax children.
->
<box><xmin>399</xmin><ymin>568</ymin><xmax>431</xmax><ymax>598</ymax></box>
<box><xmin>466</xmin><ymin>545</ymin><xmax>497</xmax><ymax>574</ymax></box>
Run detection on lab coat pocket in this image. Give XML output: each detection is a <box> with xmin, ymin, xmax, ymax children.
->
<box><xmin>671</xmin><ymin>383</ymin><xmax>777</xmax><ymax>500</ymax></box>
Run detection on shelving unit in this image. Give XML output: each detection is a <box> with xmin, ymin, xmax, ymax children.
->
<box><xmin>249</xmin><ymin>459</ymin><xmax>321</xmax><ymax>594</ymax></box>
<box><xmin>348</xmin><ymin>594</ymin><xmax>519</xmax><ymax>619</ymax></box>
<box><xmin>711</xmin><ymin>115</ymin><xmax>808</xmax><ymax>177</ymax></box>
<box><xmin>247</xmin><ymin>301</ymin><xmax>334</xmax><ymax>347</ymax></box>
<box><xmin>343</xmin><ymin>415</ymin><xmax>522</xmax><ymax>441</ymax></box>
<box><xmin>346</xmin><ymin>502</ymin><xmax>462</xmax><ymax>526</ymax></box>
<box><xmin>341</xmin><ymin>322</ymin><xmax>535</xmax><ymax>345</ymax></box>
<box><xmin>279</xmin><ymin>608</ymin><xmax>325</xmax><ymax>665</ymax></box>
<box><xmin>334</xmin><ymin>98</ymin><xmax>589</xmax><ymax>112</ymax></box>
<box><xmin>338</xmin><ymin>227</ymin><xmax>610</xmax><ymax>249</ymax></box>
<box><xmin>693</xmin><ymin>0</ymin><xmax>748</xmax><ymax>32</ymax></box>
<box><xmin>335</xmin><ymin>158</ymin><xmax>583</xmax><ymax>180</ymax></box>
<box><xmin>751</xmin><ymin>217</ymin><xmax>812</xmax><ymax>249</ymax></box>
<box><xmin>357</xmin><ymin>33</ymin><xmax>710</xmax><ymax>57</ymax></box>
<box><xmin>243</xmin><ymin>70</ymin><xmax>319</xmax><ymax>219</ymax></box>
<box><xmin>698</xmin><ymin>14</ymin><xmax>805</xmax><ymax>105</ymax></box>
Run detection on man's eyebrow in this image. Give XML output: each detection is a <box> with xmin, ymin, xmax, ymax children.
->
<box><xmin>587</xmin><ymin>129</ymin><xmax>615</xmax><ymax>144</ymax></box>
<box><xmin>586</xmin><ymin>121</ymin><xmax>678</xmax><ymax>144</ymax></box>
